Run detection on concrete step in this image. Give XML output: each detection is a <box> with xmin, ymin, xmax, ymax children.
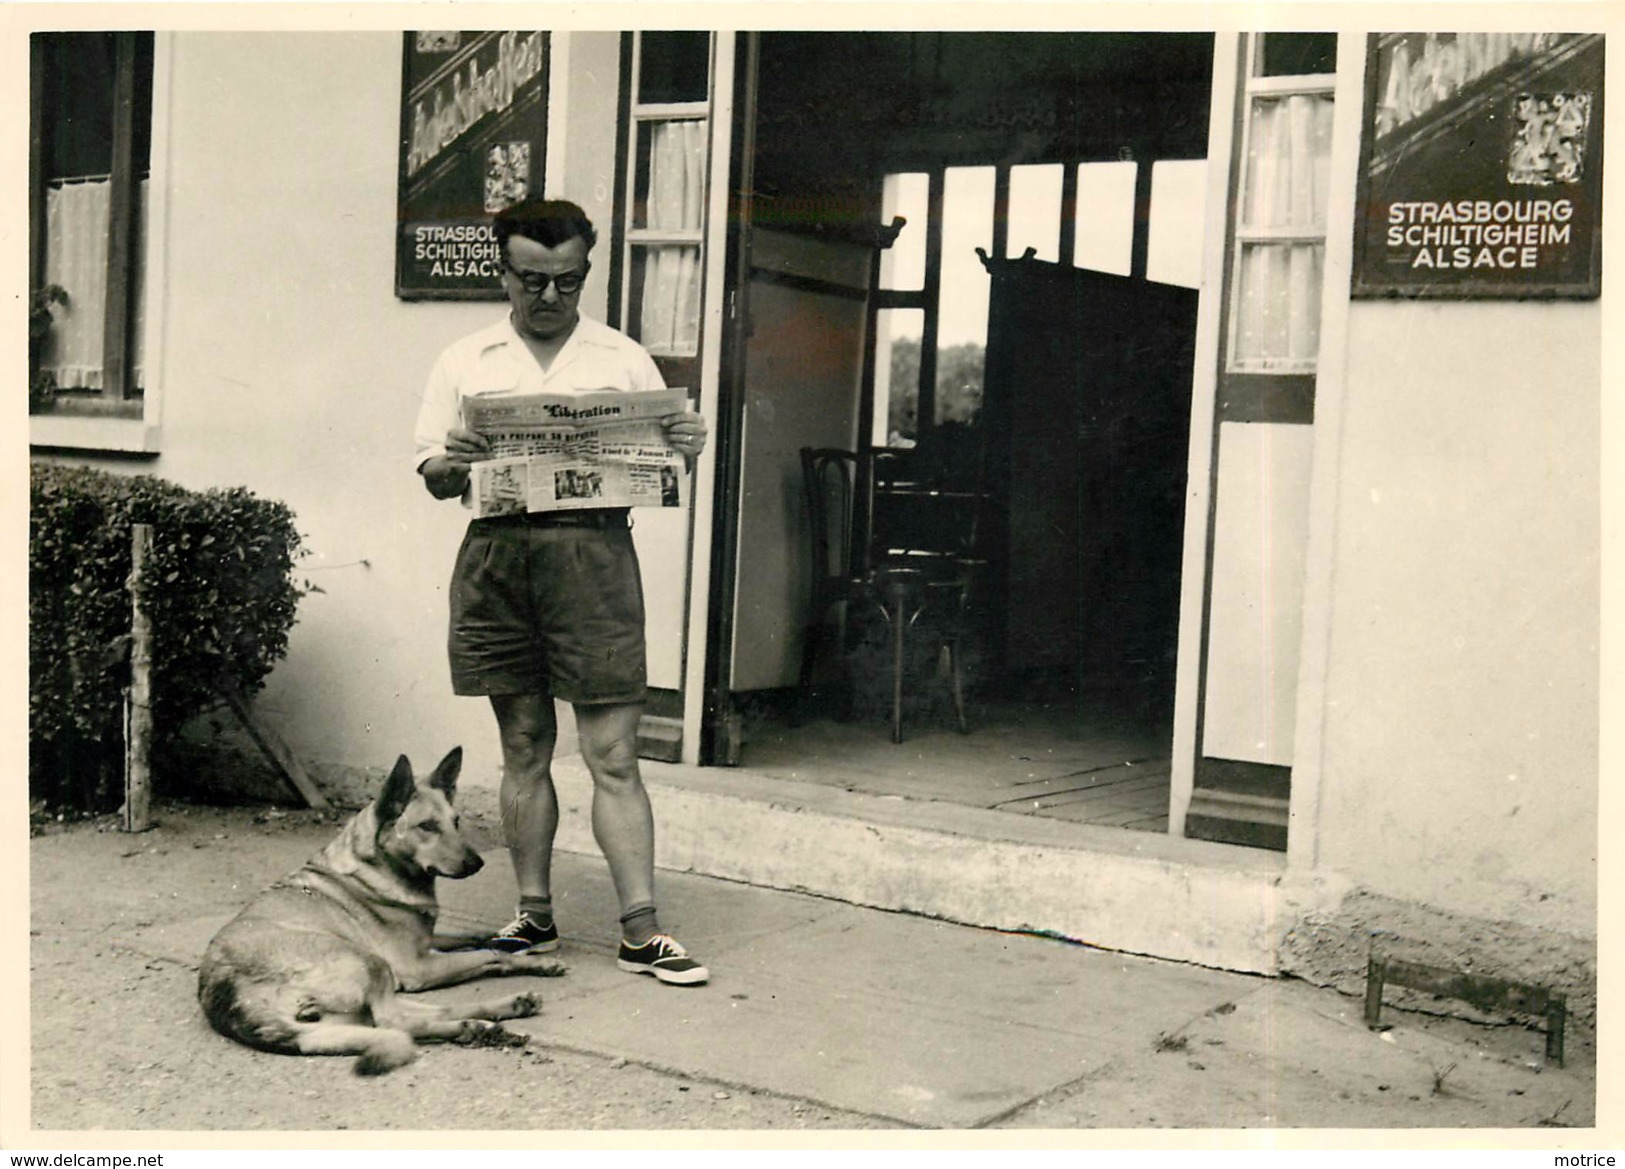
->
<box><xmin>484</xmin><ymin>756</ymin><xmax>1337</xmax><ymax>976</ymax></box>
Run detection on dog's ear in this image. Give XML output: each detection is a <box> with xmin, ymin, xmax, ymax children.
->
<box><xmin>376</xmin><ymin>754</ymin><xmax>415</xmax><ymax>826</ymax></box>
<box><xmin>426</xmin><ymin>746</ymin><xmax>463</xmax><ymax>800</ymax></box>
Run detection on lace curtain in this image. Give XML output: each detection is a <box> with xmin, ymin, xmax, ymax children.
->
<box><xmin>638</xmin><ymin>119</ymin><xmax>706</xmax><ymax>355</ymax></box>
<box><xmin>1233</xmin><ymin>94</ymin><xmax>1334</xmax><ymax>370</ymax></box>
<box><xmin>41</xmin><ymin>177</ymin><xmax>148</xmax><ymax>391</ymax></box>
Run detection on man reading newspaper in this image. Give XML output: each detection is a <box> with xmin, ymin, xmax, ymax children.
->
<box><xmin>413</xmin><ymin>197</ymin><xmax>710</xmax><ymax>986</ymax></box>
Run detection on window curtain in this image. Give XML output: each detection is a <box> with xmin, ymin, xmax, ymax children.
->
<box><xmin>639</xmin><ymin>119</ymin><xmax>706</xmax><ymax>355</ymax></box>
<box><xmin>1233</xmin><ymin>94</ymin><xmax>1334</xmax><ymax>369</ymax></box>
<box><xmin>41</xmin><ymin>177</ymin><xmax>148</xmax><ymax>391</ymax></box>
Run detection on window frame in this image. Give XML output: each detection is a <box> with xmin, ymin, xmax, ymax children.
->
<box><xmin>618</xmin><ymin>33</ymin><xmax>712</xmax><ymax>367</ymax></box>
<box><xmin>871</xmin><ymin>168</ymin><xmax>943</xmax><ymax>441</ymax></box>
<box><xmin>1221</xmin><ymin>39</ymin><xmax>1336</xmax><ymax>384</ymax></box>
<box><xmin>29</xmin><ymin>30</ymin><xmax>164</xmax><ymax>452</ymax></box>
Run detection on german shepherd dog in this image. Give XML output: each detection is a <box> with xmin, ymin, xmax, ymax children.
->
<box><xmin>198</xmin><ymin>747</ymin><xmax>564</xmax><ymax>1074</ymax></box>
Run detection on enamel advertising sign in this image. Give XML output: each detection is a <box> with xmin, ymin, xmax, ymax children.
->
<box><xmin>1353</xmin><ymin>32</ymin><xmax>1604</xmax><ymax>298</ymax></box>
<box><xmin>396</xmin><ymin>31</ymin><xmax>549</xmax><ymax>300</ymax></box>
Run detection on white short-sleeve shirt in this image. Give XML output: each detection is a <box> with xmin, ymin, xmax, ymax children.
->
<box><xmin>413</xmin><ymin>313</ymin><xmax>667</xmax><ymax>480</ymax></box>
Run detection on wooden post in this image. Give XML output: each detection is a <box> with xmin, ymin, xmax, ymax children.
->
<box><xmin>123</xmin><ymin>523</ymin><xmax>153</xmax><ymax>832</ymax></box>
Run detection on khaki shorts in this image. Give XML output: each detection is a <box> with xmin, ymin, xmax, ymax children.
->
<box><xmin>447</xmin><ymin>510</ymin><xmax>647</xmax><ymax>704</ymax></box>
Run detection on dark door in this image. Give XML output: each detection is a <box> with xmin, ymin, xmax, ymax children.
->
<box><xmin>982</xmin><ymin>259</ymin><xmax>1198</xmax><ymax>720</ymax></box>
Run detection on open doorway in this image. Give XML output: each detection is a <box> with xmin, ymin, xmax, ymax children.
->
<box><xmin>713</xmin><ymin>32</ymin><xmax>1214</xmax><ymax>836</ymax></box>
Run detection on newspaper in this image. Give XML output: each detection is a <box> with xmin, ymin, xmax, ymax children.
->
<box><xmin>462</xmin><ymin>388</ymin><xmax>690</xmax><ymax>519</ymax></box>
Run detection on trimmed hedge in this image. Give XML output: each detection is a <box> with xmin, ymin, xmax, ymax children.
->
<box><xmin>30</xmin><ymin>462</ymin><xmax>311</xmax><ymax>811</ymax></box>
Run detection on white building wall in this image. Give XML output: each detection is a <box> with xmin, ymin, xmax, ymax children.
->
<box><xmin>127</xmin><ymin>31</ymin><xmax>627</xmax><ymax>795</ymax></box>
<box><xmin>1312</xmin><ymin>298</ymin><xmax>1600</xmax><ymax>938</ymax></box>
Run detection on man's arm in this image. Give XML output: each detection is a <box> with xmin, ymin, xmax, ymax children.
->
<box><xmin>421</xmin><ymin>428</ymin><xmax>490</xmax><ymax>499</ymax></box>
<box><xmin>413</xmin><ymin>352</ymin><xmax>489</xmax><ymax>500</ymax></box>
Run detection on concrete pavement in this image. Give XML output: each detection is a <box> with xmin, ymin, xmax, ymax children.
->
<box><xmin>426</xmin><ymin>848</ymin><xmax>1596</xmax><ymax>1130</ymax></box>
<box><xmin>29</xmin><ymin>805</ymin><xmax>1598</xmax><ymax>1134</ymax></box>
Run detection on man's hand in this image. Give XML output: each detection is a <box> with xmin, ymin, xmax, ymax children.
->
<box><xmin>420</xmin><ymin>426</ymin><xmax>490</xmax><ymax>499</ymax></box>
<box><xmin>662</xmin><ymin>412</ymin><xmax>708</xmax><ymax>462</ymax></box>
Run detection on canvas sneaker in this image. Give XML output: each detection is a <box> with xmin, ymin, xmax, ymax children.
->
<box><xmin>487</xmin><ymin>911</ymin><xmax>560</xmax><ymax>954</ymax></box>
<box><xmin>617</xmin><ymin>933</ymin><xmax>709</xmax><ymax>985</ymax></box>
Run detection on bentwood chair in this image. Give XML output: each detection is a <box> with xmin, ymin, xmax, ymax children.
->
<box><xmin>857</xmin><ymin>441</ymin><xmax>989</xmax><ymax>743</ymax></box>
<box><xmin>796</xmin><ymin>448</ymin><xmax>863</xmax><ymax>722</ymax></box>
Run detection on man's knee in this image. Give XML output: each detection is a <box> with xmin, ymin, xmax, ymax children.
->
<box><xmin>502</xmin><ymin>731</ymin><xmax>558</xmax><ymax>776</ymax></box>
<box><xmin>493</xmin><ymin>698</ymin><xmax>558</xmax><ymax>772</ymax></box>
<box><xmin>578</xmin><ymin>718</ymin><xmax>641</xmax><ymax>786</ymax></box>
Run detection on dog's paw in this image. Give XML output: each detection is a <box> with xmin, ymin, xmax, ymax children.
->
<box><xmin>507</xmin><ymin>992</ymin><xmax>542</xmax><ymax>1018</ymax></box>
<box><xmin>456</xmin><ymin>1019</ymin><xmax>530</xmax><ymax>1050</ymax></box>
<box><xmin>513</xmin><ymin>955</ymin><xmax>567</xmax><ymax>978</ymax></box>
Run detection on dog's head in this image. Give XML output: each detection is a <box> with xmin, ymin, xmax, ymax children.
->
<box><xmin>372</xmin><ymin>747</ymin><xmax>484</xmax><ymax>881</ymax></box>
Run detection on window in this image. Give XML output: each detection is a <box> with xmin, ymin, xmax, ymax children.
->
<box><xmin>873</xmin><ymin>152</ymin><xmax>1209</xmax><ymax>445</ymax></box>
<box><xmin>30</xmin><ymin>32</ymin><xmax>154</xmax><ymax>416</ymax></box>
<box><xmin>872</xmin><ymin>173</ymin><xmax>929</xmax><ymax>446</ymax></box>
<box><xmin>1146</xmin><ymin>160</ymin><xmax>1207</xmax><ymax>288</ymax></box>
<box><xmin>621</xmin><ymin>32</ymin><xmax>712</xmax><ymax>393</ymax></box>
<box><xmin>872</xmin><ymin>167</ymin><xmax>996</xmax><ymax>444</ymax></box>
<box><xmin>1006</xmin><ymin>163</ymin><xmax>1063</xmax><ymax>263</ymax></box>
<box><xmin>1074</xmin><ymin>160</ymin><xmax>1137</xmax><ymax>276</ymax></box>
<box><xmin>935</xmin><ymin>166</ymin><xmax>994</xmax><ymax>427</ymax></box>
<box><xmin>873</xmin><ymin>308</ymin><xmax>926</xmax><ymax>447</ymax></box>
<box><xmin>1226</xmin><ymin>34</ymin><xmax>1336</xmax><ymax>374</ymax></box>
<box><xmin>877</xmin><ymin>172</ymin><xmax>927</xmax><ymax>292</ymax></box>
<box><xmin>1260</xmin><ymin>33</ymin><xmax>1337</xmax><ymax>78</ymax></box>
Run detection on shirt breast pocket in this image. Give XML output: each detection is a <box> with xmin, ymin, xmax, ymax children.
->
<box><xmin>460</xmin><ymin>371</ymin><xmax>520</xmax><ymax>443</ymax></box>
<box><xmin>466</xmin><ymin>371</ymin><xmax>521</xmax><ymax>399</ymax></box>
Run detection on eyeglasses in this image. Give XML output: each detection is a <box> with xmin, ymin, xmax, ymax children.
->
<box><xmin>504</xmin><ymin>263</ymin><xmax>589</xmax><ymax>297</ymax></box>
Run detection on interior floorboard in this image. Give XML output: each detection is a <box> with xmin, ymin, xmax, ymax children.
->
<box><xmin>733</xmin><ymin>685</ymin><xmax>1174</xmax><ymax>834</ymax></box>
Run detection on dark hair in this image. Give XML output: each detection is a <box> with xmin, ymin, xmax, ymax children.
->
<box><xmin>493</xmin><ymin>197</ymin><xmax>598</xmax><ymax>260</ymax></box>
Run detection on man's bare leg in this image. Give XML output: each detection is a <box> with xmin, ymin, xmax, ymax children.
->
<box><xmin>490</xmin><ymin>693</ymin><xmax>560</xmax><ymax>903</ymax></box>
<box><xmin>572</xmin><ymin>701</ymin><xmax>656</xmax><ymax>915</ymax></box>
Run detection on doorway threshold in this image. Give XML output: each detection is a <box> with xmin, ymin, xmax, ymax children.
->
<box><xmin>548</xmin><ymin>753</ymin><xmax>1300</xmax><ymax>975</ymax></box>
<box><xmin>738</xmin><ymin>705</ymin><xmax>1175</xmax><ymax>831</ymax></box>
